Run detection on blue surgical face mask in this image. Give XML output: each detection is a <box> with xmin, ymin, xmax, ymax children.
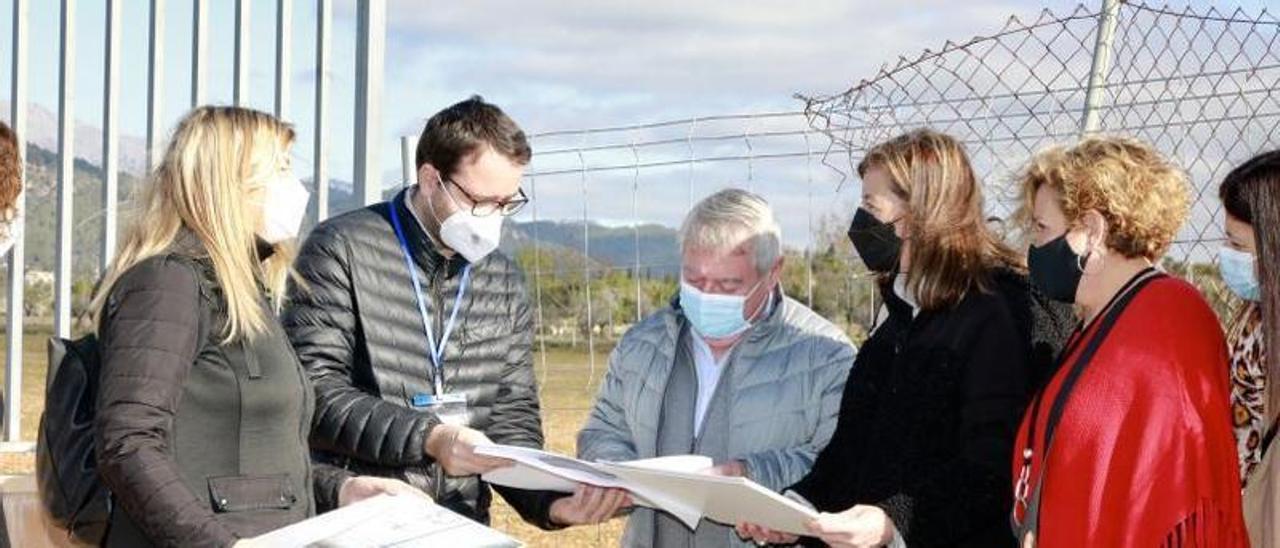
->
<box><xmin>680</xmin><ymin>279</ymin><xmax>767</xmax><ymax>340</ymax></box>
<box><xmin>1219</xmin><ymin>245</ymin><xmax>1261</xmax><ymax>302</ymax></box>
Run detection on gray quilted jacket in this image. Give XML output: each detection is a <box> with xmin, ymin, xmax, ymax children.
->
<box><xmin>577</xmin><ymin>291</ymin><xmax>856</xmax><ymax>547</ymax></box>
<box><xmin>283</xmin><ymin>189</ymin><xmax>559</xmax><ymax>528</ymax></box>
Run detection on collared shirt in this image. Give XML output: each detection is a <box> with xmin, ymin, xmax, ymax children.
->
<box><xmin>685</xmin><ymin>294</ymin><xmax>777</xmax><ymax>435</ymax></box>
<box><xmin>687</xmin><ymin>332</ymin><xmax>731</xmax><ymax>436</ymax></box>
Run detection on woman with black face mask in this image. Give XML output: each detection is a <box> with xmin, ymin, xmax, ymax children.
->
<box><xmin>1008</xmin><ymin>136</ymin><xmax>1246</xmax><ymax>547</ymax></box>
<box><xmin>739</xmin><ymin>129</ymin><xmax>1050</xmax><ymax>548</ymax></box>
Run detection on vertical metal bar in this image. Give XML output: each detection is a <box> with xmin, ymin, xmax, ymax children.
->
<box><xmin>274</xmin><ymin>0</ymin><xmax>293</xmax><ymax>118</ymax></box>
<box><xmin>146</xmin><ymin>0</ymin><xmax>165</xmax><ymax>171</ymax></box>
<box><xmin>529</xmin><ymin>174</ymin><xmax>548</xmax><ymax>385</ymax></box>
<box><xmin>233</xmin><ymin>0</ymin><xmax>251</xmax><ymax>106</ymax></box>
<box><xmin>102</xmin><ymin>0</ymin><xmax>122</xmax><ymax>271</ymax></box>
<box><xmin>1080</xmin><ymin>0</ymin><xmax>1122</xmax><ymax>135</ymax></box>
<box><xmin>54</xmin><ymin>0</ymin><xmax>76</xmax><ymax>339</ymax></box>
<box><xmin>630</xmin><ymin>138</ymin><xmax>642</xmax><ymax>323</ymax></box>
<box><xmin>5</xmin><ymin>0</ymin><xmax>29</xmax><ymax>442</ymax></box>
<box><xmin>580</xmin><ymin>147</ymin><xmax>596</xmax><ymax>389</ymax></box>
<box><xmin>312</xmin><ymin>0</ymin><xmax>331</xmax><ymax>221</ymax></box>
<box><xmin>353</xmin><ymin>0</ymin><xmax>386</xmax><ymax>206</ymax></box>
<box><xmin>804</xmin><ymin>128</ymin><xmax>814</xmax><ymax>308</ymax></box>
<box><xmin>400</xmin><ymin>135</ymin><xmax>414</xmax><ymax>187</ymax></box>
<box><xmin>191</xmin><ymin>0</ymin><xmax>207</xmax><ymax>107</ymax></box>
<box><xmin>686</xmin><ymin>118</ymin><xmax>697</xmax><ymax>208</ymax></box>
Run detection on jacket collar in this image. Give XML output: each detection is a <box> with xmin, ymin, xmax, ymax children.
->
<box><xmin>391</xmin><ymin>187</ymin><xmax>467</xmax><ymax>279</ymax></box>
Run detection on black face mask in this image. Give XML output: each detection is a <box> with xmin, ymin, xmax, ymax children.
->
<box><xmin>1027</xmin><ymin>234</ymin><xmax>1087</xmax><ymax>303</ymax></box>
<box><xmin>847</xmin><ymin>208</ymin><xmax>902</xmax><ymax>273</ymax></box>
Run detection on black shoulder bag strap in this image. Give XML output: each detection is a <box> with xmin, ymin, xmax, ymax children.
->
<box><xmin>1013</xmin><ymin>268</ymin><xmax>1163</xmax><ymax>542</ymax></box>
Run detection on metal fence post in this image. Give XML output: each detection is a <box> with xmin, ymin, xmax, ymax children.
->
<box><xmin>400</xmin><ymin>135</ymin><xmax>415</xmax><ymax>187</ymax></box>
<box><xmin>5</xmin><ymin>0</ymin><xmax>28</xmax><ymax>443</ymax></box>
<box><xmin>312</xmin><ymin>0</ymin><xmax>332</xmax><ymax>222</ymax></box>
<box><xmin>146</xmin><ymin>0</ymin><xmax>165</xmax><ymax>171</ymax></box>
<box><xmin>274</xmin><ymin>0</ymin><xmax>293</xmax><ymax>118</ymax></box>
<box><xmin>54</xmin><ymin>0</ymin><xmax>76</xmax><ymax>340</ymax></box>
<box><xmin>1080</xmin><ymin>0</ymin><xmax>1122</xmax><ymax>135</ymax></box>
<box><xmin>102</xmin><ymin>0</ymin><xmax>122</xmax><ymax>271</ymax></box>
<box><xmin>191</xmin><ymin>0</ymin><xmax>207</xmax><ymax>107</ymax></box>
<box><xmin>353</xmin><ymin>0</ymin><xmax>386</xmax><ymax>206</ymax></box>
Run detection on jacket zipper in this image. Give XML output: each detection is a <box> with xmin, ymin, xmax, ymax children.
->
<box><xmin>288</xmin><ymin>330</ymin><xmax>316</xmax><ymax>513</ymax></box>
<box><xmin>431</xmin><ymin>264</ymin><xmax>447</xmax><ymax>502</ymax></box>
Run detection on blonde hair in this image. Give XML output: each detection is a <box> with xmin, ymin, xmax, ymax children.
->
<box><xmin>679</xmin><ymin>188</ymin><xmax>781</xmax><ymax>275</ymax></box>
<box><xmin>859</xmin><ymin>129</ymin><xmax>1023</xmax><ymax>311</ymax></box>
<box><xmin>92</xmin><ymin>106</ymin><xmax>297</xmax><ymax>343</ymax></box>
<box><xmin>1016</xmin><ymin>136</ymin><xmax>1189</xmax><ymax>261</ymax></box>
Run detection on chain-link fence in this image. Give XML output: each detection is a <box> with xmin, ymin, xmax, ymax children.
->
<box><xmin>510</xmin><ymin>0</ymin><xmax>1278</xmax><ymax>370</ymax></box>
<box><xmin>444</xmin><ymin>3</ymin><xmax>1280</xmax><ymax>543</ymax></box>
<box><xmin>802</xmin><ymin>0</ymin><xmax>1279</xmax><ymax>317</ymax></box>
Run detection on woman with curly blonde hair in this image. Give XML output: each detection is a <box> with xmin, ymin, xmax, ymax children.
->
<box><xmin>1008</xmin><ymin>136</ymin><xmax>1246</xmax><ymax>547</ymax></box>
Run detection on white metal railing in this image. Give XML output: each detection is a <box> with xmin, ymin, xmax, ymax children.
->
<box><xmin>2</xmin><ymin>0</ymin><xmax>388</xmax><ymax>444</ymax></box>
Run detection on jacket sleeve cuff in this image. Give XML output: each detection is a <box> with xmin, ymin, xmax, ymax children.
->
<box><xmin>874</xmin><ymin>493</ymin><xmax>914</xmax><ymax>543</ymax></box>
<box><xmin>312</xmin><ymin>462</ymin><xmax>357</xmax><ymax>512</ymax></box>
<box><xmin>492</xmin><ymin>485</ymin><xmax>572</xmax><ymax>531</ymax></box>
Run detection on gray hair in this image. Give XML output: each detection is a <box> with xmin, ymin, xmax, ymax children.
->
<box><xmin>678</xmin><ymin>188</ymin><xmax>782</xmax><ymax>275</ymax></box>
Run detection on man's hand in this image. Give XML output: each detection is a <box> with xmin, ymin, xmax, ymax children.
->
<box><xmin>423</xmin><ymin>424</ymin><xmax>514</xmax><ymax>476</ymax></box>
<box><xmin>338</xmin><ymin>476</ymin><xmax>430</xmax><ymax>507</ymax></box>
<box><xmin>735</xmin><ymin>522</ymin><xmax>800</xmax><ymax>546</ymax></box>
<box><xmin>548</xmin><ymin>484</ymin><xmax>632</xmax><ymax>526</ymax></box>
<box><xmin>806</xmin><ymin>505</ymin><xmax>898</xmax><ymax>548</ymax></box>
<box><xmin>704</xmin><ymin>459</ymin><xmax>748</xmax><ymax>478</ymax></box>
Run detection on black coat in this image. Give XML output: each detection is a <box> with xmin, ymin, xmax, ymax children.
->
<box><xmin>791</xmin><ymin>270</ymin><xmax>1067</xmax><ymax>548</ymax></box>
<box><xmin>282</xmin><ymin>189</ymin><xmax>560</xmax><ymax>528</ymax></box>
<box><xmin>95</xmin><ymin>244</ymin><xmax>349</xmax><ymax>548</ymax></box>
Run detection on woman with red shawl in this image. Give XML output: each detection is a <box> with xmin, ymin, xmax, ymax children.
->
<box><xmin>1010</xmin><ymin>136</ymin><xmax>1247</xmax><ymax>547</ymax></box>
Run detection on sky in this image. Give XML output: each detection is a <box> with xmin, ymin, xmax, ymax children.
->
<box><xmin>0</xmin><ymin>0</ymin><xmax>1273</xmax><ymax>244</ymax></box>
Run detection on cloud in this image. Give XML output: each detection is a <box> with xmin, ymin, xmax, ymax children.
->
<box><xmin>362</xmin><ymin>0</ymin><xmax>1083</xmax><ymax>133</ymax></box>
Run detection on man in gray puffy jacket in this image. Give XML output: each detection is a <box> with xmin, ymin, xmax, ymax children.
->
<box><xmin>577</xmin><ymin>188</ymin><xmax>857</xmax><ymax>547</ymax></box>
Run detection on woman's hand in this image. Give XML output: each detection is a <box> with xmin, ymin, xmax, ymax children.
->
<box><xmin>805</xmin><ymin>505</ymin><xmax>897</xmax><ymax>548</ymax></box>
<box><xmin>338</xmin><ymin>476</ymin><xmax>430</xmax><ymax>507</ymax></box>
<box><xmin>735</xmin><ymin>522</ymin><xmax>800</xmax><ymax>545</ymax></box>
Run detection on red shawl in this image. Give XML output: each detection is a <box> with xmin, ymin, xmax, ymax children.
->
<box><xmin>1011</xmin><ymin>277</ymin><xmax>1247</xmax><ymax>547</ymax></box>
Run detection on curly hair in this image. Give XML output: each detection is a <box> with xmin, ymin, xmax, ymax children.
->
<box><xmin>0</xmin><ymin>121</ymin><xmax>19</xmax><ymax>215</ymax></box>
<box><xmin>1016</xmin><ymin>135</ymin><xmax>1189</xmax><ymax>261</ymax></box>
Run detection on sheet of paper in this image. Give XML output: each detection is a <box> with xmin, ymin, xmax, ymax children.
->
<box><xmin>476</xmin><ymin>444</ymin><xmax>629</xmax><ymax>491</ymax></box>
<box><xmin>600</xmin><ymin>462</ymin><xmax>819</xmax><ymax>535</ymax></box>
<box><xmin>476</xmin><ymin>443</ymin><xmax>811</xmax><ymax>535</ymax></box>
<box><xmin>249</xmin><ymin>494</ymin><xmax>523</xmax><ymax>547</ymax></box>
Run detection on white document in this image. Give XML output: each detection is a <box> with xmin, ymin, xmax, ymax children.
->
<box><xmin>475</xmin><ymin>444</ymin><xmax>818</xmax><ymax>535</ymax></box>
<box><xmin>249</xmin><ymin>494</ymin><xmax>523</xmax><ymax>548</ymax></box>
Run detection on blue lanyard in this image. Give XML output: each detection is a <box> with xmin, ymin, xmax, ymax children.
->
<box><xmin>388</xmin><ymin>200</ymin><xmax>472</xmax><ymax>395</ymax></box>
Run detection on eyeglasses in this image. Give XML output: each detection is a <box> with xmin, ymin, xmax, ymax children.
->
<box><xmin>441</xmin><ymin>177</ymin><xmax>529</xmax><ymax>217</ymax></box>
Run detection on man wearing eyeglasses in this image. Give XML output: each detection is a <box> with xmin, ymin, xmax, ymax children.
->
<box><xmin>283</xmin><ymin>96</ymin><xmax>623</xmax><ymax>530</ymax></box>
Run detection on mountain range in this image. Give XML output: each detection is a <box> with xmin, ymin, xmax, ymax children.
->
<box><xmin>7</xmin><ymin>142</ymin><xmax>680</xmax><ymax>279</ymax></box>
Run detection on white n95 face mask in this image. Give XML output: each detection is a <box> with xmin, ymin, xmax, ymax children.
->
<box><xmin>258</xmin><ymin>173</ymin><xmax>311</xmax><ymax>244</ymax></box>
<box><xmin>439</xmin><ymin>209</ymin><xmax>504</xmax><ymax>264</ymax></box>
<box><xmin>433</xmin><ymin>174</ymin><xmax>505</xmax><ymax>263</ymax></box>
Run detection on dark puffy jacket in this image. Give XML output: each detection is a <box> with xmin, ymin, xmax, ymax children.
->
<box><xmin>283</xmin><ymin>189</ymin><xmax>560</xmax><ymax>528</ymax></box>
<box><xmin>95</xmin><ymin>241</ymin><xmax>349</xmax><ymax>548</ymax></box>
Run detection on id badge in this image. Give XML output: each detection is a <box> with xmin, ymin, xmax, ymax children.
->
<box><xmin>412</xmin><ymin>392</ymin><xmax>469</xmax><ymax>425</ymax></box>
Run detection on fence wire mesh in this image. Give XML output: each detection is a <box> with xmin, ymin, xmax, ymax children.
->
<box><xmin>801</xmin><ymin>0</ymin><xmax>1279</xmax><ymax>317</ymax></box>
